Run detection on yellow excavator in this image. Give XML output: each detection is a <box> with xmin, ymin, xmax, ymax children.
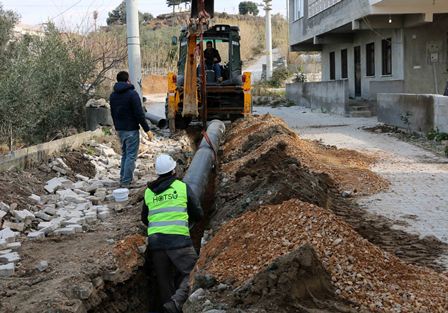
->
<box><xmin>166</xmin><ymin>0</ymin><xmax>252</xmax><ymax>131</ymax></box>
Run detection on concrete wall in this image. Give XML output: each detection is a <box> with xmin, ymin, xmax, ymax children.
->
<box><xmin>377</xmin><ymin>93</ymin><xmax>448</xmax><ymax>133</ymax></box>
<box><xmin>403</xmin><ymin>15</ymin><xmax>448</xmax><ymax>95</ymax></box>
<box><xmin>321</xmin><ymin>28</ymin><xmax>405</xmax><ymax>99</ymax></box>
<box><xmin>0</xmin><ymin>129</ymin><xmax>103</xmax><ymax>172</ymax></box>
<box><xmin>286</xmin><ymin>80</ymin><xmax>349</xmax><ymax>114</ymax></box>
<box><xmin>434</xmin><ymin>96</ymin><xmax>448</xmax><ymax>133</ymax></box>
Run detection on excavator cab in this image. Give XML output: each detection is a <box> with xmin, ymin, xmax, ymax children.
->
<box><xmin>166</xmin><ymin>24</ymin><xmax>252</xmax><ymax>130</ymax></box>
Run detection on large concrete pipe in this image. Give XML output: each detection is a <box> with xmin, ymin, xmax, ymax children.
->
<box><xmin>183</xmin><ymin>120</ymin><xmax>226</xmax><ymax>200</ymax></box>
<box><xmin>145</xmin><ymin>112</ymin><xmax>167</xmax><ymax>129</ymax></box>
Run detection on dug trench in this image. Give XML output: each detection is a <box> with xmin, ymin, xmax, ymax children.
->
<box><xmin>84</xmin><ymin>115</ymin><xmax>448</xmax><ymax>312</ymax></box>
<box><xmin>183</xmin><ymin>115</ymin><xmax>448</xmax><ymax>312</ymax></box>
<box><xmin>91</xmin><ymin>115</ymin><xmax>448</xmax><ymax>312</ymax></box>
<box><xmin>4</xmin><ymin>116</ymin><xmax>448</xmax><ymax>312</ymax></box>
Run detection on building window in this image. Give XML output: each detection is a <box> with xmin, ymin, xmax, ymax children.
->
<box><xmin>329</xmin><ymin>51</ymin><xmax>335</xmax><ymax>80</ymax></box>
<box><xmin>366</xmin><ymin>42</ymin><xmax>375</xmax><ymax>77</ymax></box>
<box><xmin>293</xmin><ymin>0</ymin><xmax>304</xmax><ymax>20</ymax></box>
<box><xmin>341</xmin><ymin>49</ymin><xmax>348</xmax><ymax>79</ymax></box>
<box><xmin>382</xmin><ymin>38</ymin><xmax>392</xmax><ymax>75</ymax></box>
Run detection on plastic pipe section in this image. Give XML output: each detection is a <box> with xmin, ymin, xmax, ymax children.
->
<box><xmin>183</xmin><ymin>120</ymin><xmax>226</xmax><ymax>200</ymax></box>
<box><xmin>145</xmin><ymin>112</ymin><xmax>168</xmax><ymax>129</ymax></box>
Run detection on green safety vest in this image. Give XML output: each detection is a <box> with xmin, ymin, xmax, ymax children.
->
<box><xmin>144</xmin><ymin>180</ymin><xmax>189</xmax><ymax>237</ymax></box>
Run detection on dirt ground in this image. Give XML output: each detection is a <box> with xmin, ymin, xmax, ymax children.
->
<box><xmin>0</xmin><ymin>203</ymin><xmax>147</xmax><ymax>313</ymax></box>
<box><xmin>0</xmin><ymin>151</ymin><xmax>95</xmax><ymax>211</ymax></box>
<box><xmin>142</xmin><ymin>74</ymin><xmax>167</xmax><ymax>95</ymax></box>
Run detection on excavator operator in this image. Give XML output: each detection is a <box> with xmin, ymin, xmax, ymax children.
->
<box><xmin>204</xmin><ymin>41</ymin><xmax>223</xmax><ymax>82</ymax></box>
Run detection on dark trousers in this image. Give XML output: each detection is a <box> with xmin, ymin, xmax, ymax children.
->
<box><xmin>151</xmin><ymin>246</ymin><xmax>198</xmax><ymax>309</ymax></box>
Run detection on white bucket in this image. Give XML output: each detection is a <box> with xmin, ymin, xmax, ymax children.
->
<box><xmin>112</xmin><ymin>188</ymin><xmax>129</xmax><ymax>202</ymax></box>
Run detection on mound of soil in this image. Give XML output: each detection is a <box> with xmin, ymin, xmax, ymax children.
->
<box><xmin>0</xmin><ymin>167</ymin><xmax>56</xmax><ymax>210</ymax></box>
<box><xmin>62</xmin><ymin>151</ymin><xmax>96</xmax><ymax>178</ymax></box>
<box><xmin>212</xmin><ymin>115</ymin><xmax>388</xmax><ymax>229</ymax></box>
<box><xmin>223</xmin><ymin>115</ymin><xmax>386</xmax><ymax>195</ymax></box>
<box><xmin>197</xmin><ymin>199</ymin><xmax>448</xmax><ymax>312</ymax></box>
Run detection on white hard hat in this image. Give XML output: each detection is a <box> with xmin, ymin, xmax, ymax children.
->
<box><xmin>155</xmin><ymin>154</ymin><xmax>177</xmax><ymax>175</ymax></box>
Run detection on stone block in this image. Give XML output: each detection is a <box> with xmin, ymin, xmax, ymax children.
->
<box><xmin>74</xmin><ymin>189</ymin><xmax>90</xmax><ymax>197</ymax></box>
<box><xmin>45</xmin><ymin>177</ymin><xmax>72</xmax><ymax>194</ymax></box>
<box><xmin>0</xmin><ymin>239</ymin><xmax>7</xmax><ymax>250</ymax></box>
<box><xmin>63</xmin><ymin>218</ymin><xmax>85</xmax><ymax>226</ymax></box>
<box><xmin>0</xmin><ymin>227</ymin><xmax>19</xmax><ymax>242</ymax></box>
<box><xmin>29</xmin><ymin>194</ymin><xmax>42</xmax><ymax>204</ymax></box>
<box><xmin>0</xmin><ymin>249</ymin><xmax>12</xmax><ymax>255</ymax></box>
<box><xmin>6</xmin><ymin>242</ymin><xmax>21</xmax><ymax>251</ymax></box>
<box><xmin>85</xmin><ymin>182</ymin><xmax>104</xmax><ymax>193</ymax></box>
<box><xmin>98</xmin><ymin>211</ymin><xmax>111</xmax><ymax>221</ymax></box>
<box><xmin>85</xmin><ymin>213</ymin><xmax>98</xmax><ymax>224</ymax></box>
<box><xmin>100</xmin><ymin>179</ymin><xmax>118</xmax><ymax>188</ymax></box>
<box><xmin>73</xmin><ymin>181</ymin><xmax>87</xmax><ymax>190</ymax></box>
<box><xmin>28</xmin><ymin>231</ymin><xmax>45</xmax><ymax>240</ymax></box>
<box><xmin>67</xmin><ymin>224</ymin><xmax>83</xmax><ymax>233</ymax></box>
<box><xmin>43</xmin><ymin>205</ymin><xmax>57</xmax><ymax>216</ymax></box>
<box><xmin>0</xmin><ymin>263</ymin><xmax>14</xmax><ymax>277</ymax></box>
<box><xmin>75</xmin><ymin>174</ymin><xmax>89</xmax><ymax>182</ymax></box>
<box><xmin>75</xmin><ymin>202</ymin><xmax>91</xmax><ymax>211</ymax></box>
<box><xmin>13</xmin><ymin>209</ymin><xmax>35</xmax><ymax>223</ymax></box>
<box><xmin>36</xmin><ymin>260</ymin><xmax>48</xmax><ymax>272</ymax></box>
<box><xmin>0</xmin><ymin>202</ymin><xmax>10</xmax><ymax>213</ymax></box>
<box><xmin>0</xmin><ymin>252</ymin><xmax>20</xmax><ymax>264</ymax></box>
<box><xmin>2</xmin><ymin>221</ymin><xmax>25</xmax><ymax>232</ymax></box>
<box><xmin>57</xmin><ymin>189</ymin><xmax>86</xmax><ymax>203</ymax></box>
<box><xmin>35</xmin><ymin>211</ymin><xmax>53</xmax><ymax>222</ymax></box>
<box><xmin>54</xmin><ymin>227</ymin><xmax>76</xmax><ymax>236</ymax></box>
<box><xmin>52</xmin><ymin>165</ymin><xmax>67</xmax><ymax>175</ymax></box>
<box><xmin>0</xmin><ymin>211</ymin><xmax>7</xmax><ymax>221</ymax></box>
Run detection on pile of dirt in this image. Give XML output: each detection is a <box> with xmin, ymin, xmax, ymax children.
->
<box><xmin>211</xmin><ymin>115</ymin><xmax>388</xmax><ymax>228</ymax></box>
<box><xmin>197</xmin><ymin>199</ymin><xmax>448</xmax><ymax>312</ymax></box>
<box><xmin>0</xmin><ymin>168</ymin><xmax>53</xmax><ymax>210</ymax></box>
<box><xmin>62</xmin><ymin>151</ymin><xmax>96</xmax><ymax>178</ymax></box>
<box><xmin>142</xmin><ymin>75</ymin><xmax>167</xmax><ymax>95</ymax></box>
<box><xmin>223</xmin><ymin>115</ymin><xmax>386</xmax><ymax>195</ymax></box>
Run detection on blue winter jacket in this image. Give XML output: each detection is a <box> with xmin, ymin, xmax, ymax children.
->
<box><xmin>109</xmin><ymin>82</ymin><xmax>150</xmax><ymax>132</ymax></box>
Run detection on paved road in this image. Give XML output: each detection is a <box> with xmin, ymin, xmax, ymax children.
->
<box><xmin>244</xmin><ymin>48</ymin><xmax>282</xmax><ymax>82</ymax></box>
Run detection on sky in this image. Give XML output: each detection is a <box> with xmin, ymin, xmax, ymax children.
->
<box><xmin>2</xmin><ymin>0</ymin><xmax>286</xmax><ymax>30</ymax></box>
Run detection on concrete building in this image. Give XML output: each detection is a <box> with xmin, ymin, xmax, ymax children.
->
<box><xmin>288</xmin><ymin>0</ymin><xmax>448</xmax><ymax>103</ymax></box>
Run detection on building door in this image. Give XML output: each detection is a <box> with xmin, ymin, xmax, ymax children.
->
<box><xmin>354</xmin><ymin>46</ymin><xmax>361</xmax><ymax>97</ymax></box>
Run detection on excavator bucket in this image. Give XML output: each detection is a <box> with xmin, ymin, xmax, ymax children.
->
<box><xmin>191</xmin><ymin>0</ymin><xmax>214</xmax><ymax>18</ymax></box>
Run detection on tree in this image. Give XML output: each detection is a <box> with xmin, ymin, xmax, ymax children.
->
<box><xmin>141</xmin><ymin>12</ymin><xmax>154</xmax><ymax>23</ymax></box>
<box><xmin>239</xmin><ymin>1</ymin><xmax>259</xmax><ymax>16</ymax></box>
<box><xmin>106</xmin><ymin>1</ymin><xmax>153</xmax><ymax>25</ymax></box>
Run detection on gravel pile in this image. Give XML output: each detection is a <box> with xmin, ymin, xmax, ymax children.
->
<box><xmin>198</xmin><ymin>199</ymin><xmax>448</xmax><ymax>312</ymax></box>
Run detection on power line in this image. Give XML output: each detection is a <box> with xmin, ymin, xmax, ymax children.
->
<box><xmin>50</xmin><ymin>0</ymin><xmax>84</xmax><ymax>20</ymax></box>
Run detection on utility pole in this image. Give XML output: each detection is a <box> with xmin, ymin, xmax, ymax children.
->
<box><xmin>126</xmin><ymin>0</ymin><xmax>143</xmax><ymax>100</ymax></box>
<box><xmin>263</xmin><ymin>0</ymin><xmax>273</xmax><ymax>80</ymax></box>
<box><xmin>93</xmin><ymin>10</ymin><xmax>98</xmax><ymax>32</ymax></box>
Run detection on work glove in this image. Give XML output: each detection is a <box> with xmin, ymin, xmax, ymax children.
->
<box><xmin>146</xmin><ymin>131</ymin><xmax>154</xmax><ymax>141</ymax></box>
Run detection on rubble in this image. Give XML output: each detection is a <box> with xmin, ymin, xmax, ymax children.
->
<box><xmin>197</xmin><ymin>199</ymin><xmax>448</xmax><ymax>312</ymax></box>
<box><xmin>36</xmin><ymin>260</ymin><xmax>48</xmax><ymax>272</ymax></box>
<box><xmin>0</xmin><ymin>263</ymin><xmax>15</xmax><ymax>277</ymax></box>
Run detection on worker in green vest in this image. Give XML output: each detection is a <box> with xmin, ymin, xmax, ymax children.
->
<box><xmin>141</xmin><ymin>154</ymin><xmax>203</xmax><ymax>313</ymax></box>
